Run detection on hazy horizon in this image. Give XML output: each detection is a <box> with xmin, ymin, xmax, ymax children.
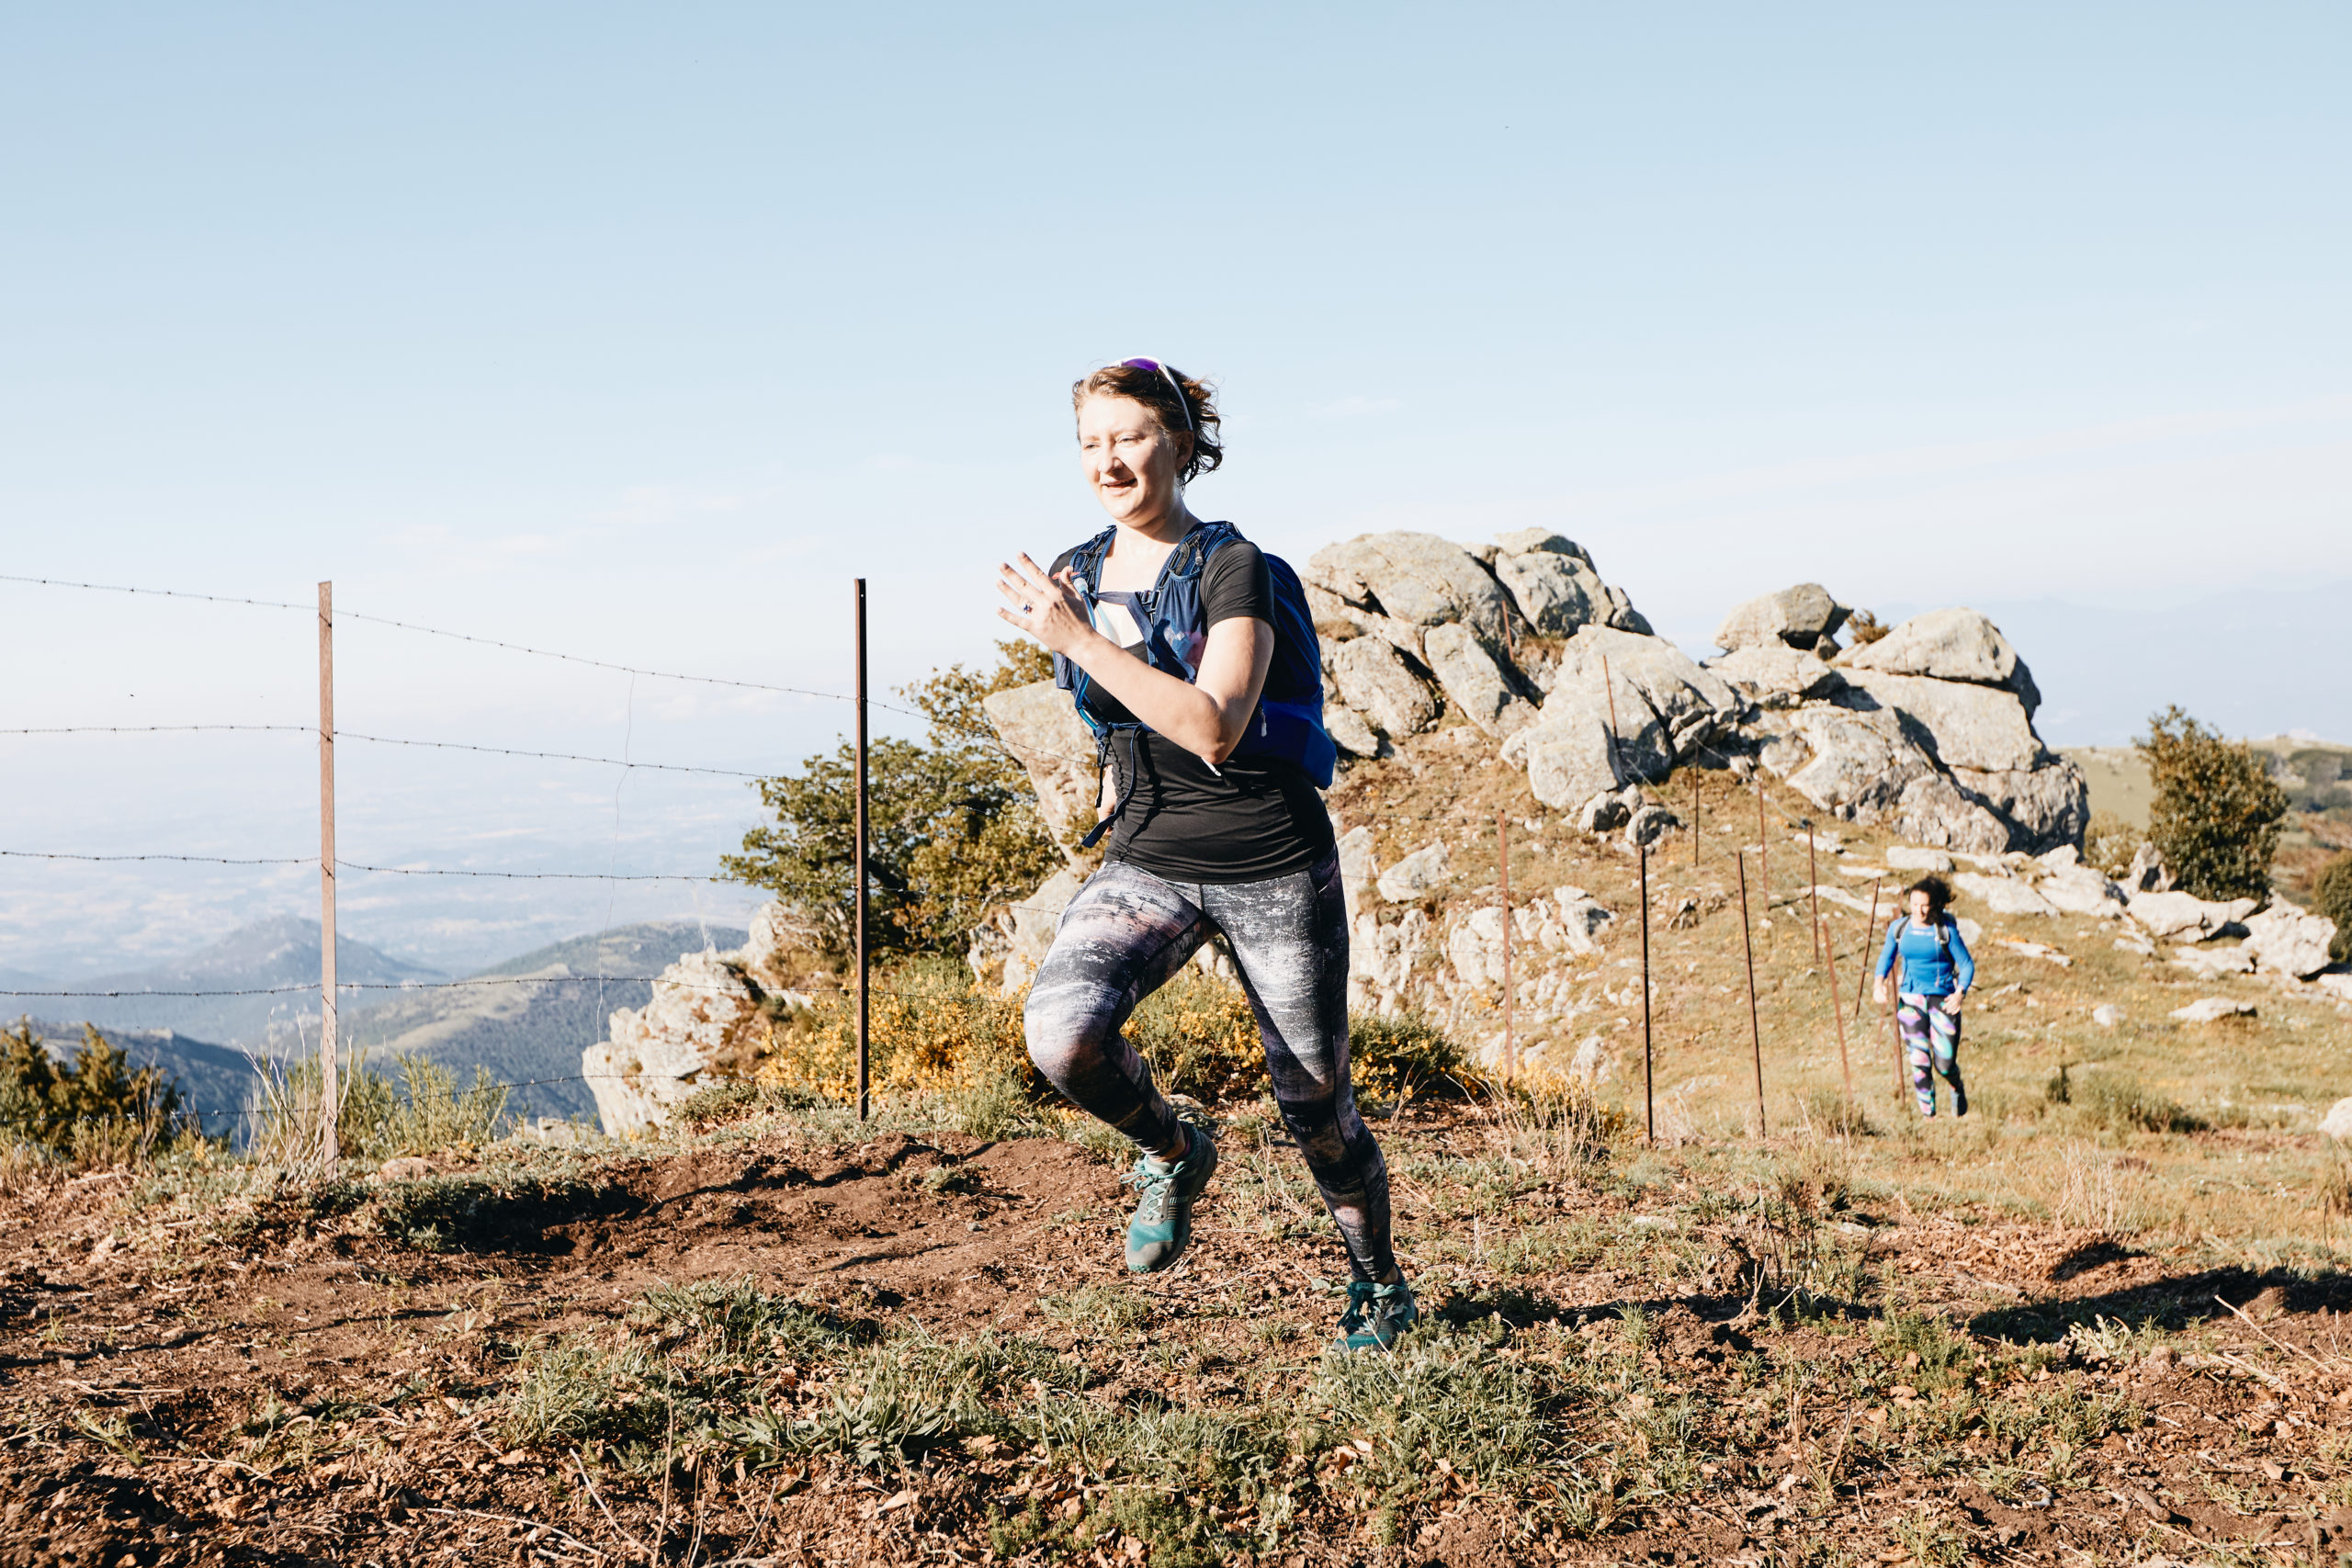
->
<box><xmin>5</xmin><ymin>5</ymin><xmax>2343</xmax><ymax>976</ymax></box>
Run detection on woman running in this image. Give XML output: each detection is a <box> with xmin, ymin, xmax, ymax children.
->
<box><xmin>993</xmin><ymin>359</ymin><xmax>1414</xmax><ymax>1353</ymax></box>
<box><xmin>1872</xmin><ymin>876</ymin><xmax>1975</xmax><ymax>1118</ymax></box>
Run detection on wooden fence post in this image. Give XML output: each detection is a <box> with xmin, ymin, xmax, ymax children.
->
<box><xmin>317</xmin><ymin>581</ymin><xmax>338</xmax><ymax>1165</ymax></box>
<box><xmin>854</xmin><ymin>579</ymin><xmax>870</xmax><ymax>1123</ymax></box>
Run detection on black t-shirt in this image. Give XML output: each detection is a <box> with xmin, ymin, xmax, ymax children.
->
<box><xmin>1055</xmin><ymin>534</ymin><xmax>1334</xmax><ymax>884</ymax></box>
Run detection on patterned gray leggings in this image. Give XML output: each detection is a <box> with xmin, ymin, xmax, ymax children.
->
<box><xmin>1023</xmin><ymin>852</ymin><xmax>1396</xmax><ymax>1283</ymax></box>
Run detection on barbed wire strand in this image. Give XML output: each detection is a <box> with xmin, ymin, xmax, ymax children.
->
<box><xmin>3</xmin><ymin>726</ymin><xmax>770</xmax><ymax>779</ymax></box>
<box><xmin>0</xmin><ymin>573</ymin><xmax>1065</xmax><ymax>751</ymax></box>
<box><xmin>0</xmin><ymin>849</ymin><xmax>311</xmax><ymax>867</ymax></box>
<box><xmin>0</xmin><ymin>725</ymin><xmax>308</xmax><ymax>736</ymax></box>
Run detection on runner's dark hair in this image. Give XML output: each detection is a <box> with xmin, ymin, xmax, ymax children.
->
<box><xmin>1072</xmin><ymin>362</ymin><xmax>1224</xmax><ymax>482</ymax></box>
<box><xmin>1906</xmin><ymin>875</ymin><xmax>1952</xmax><ymax>914</ymax></box>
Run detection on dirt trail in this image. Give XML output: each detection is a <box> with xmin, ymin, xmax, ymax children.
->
<box><xmin>3</xmin><ymin>1119</ymin><xmax>2349</xmax><ymax>1566</ymax></box>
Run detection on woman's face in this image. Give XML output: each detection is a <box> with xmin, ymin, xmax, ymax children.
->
<box><xmin>1077</xmin><ymin>395</ymin><xmax>1188</xmax><ymax>525</ymax></box>
<box><xmin>1909</xmin><ymin>890</ymin><xmax>1935</xmax><ymax>924</ymax></box>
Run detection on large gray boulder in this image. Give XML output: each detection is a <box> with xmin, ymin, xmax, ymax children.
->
<box><xmin>1422</xmin><ymin>624</ymin><xmax>1537</xmax><ymax>736</ymax></box>
<box><xmin>1377</xmin><ymin>841</ymin><xmax>1452</xmax><ymax>903</ymax></box>
<box><xmin>1552</xmin><ymin>625</ymin><xmax>1743</xmax><ymax>757</ymax></box>
<box><xmin>1307</xmin><ymin>532</ymin><xmax>1510</xmax><ymax>645</ymax></box>
<box><xmin>1839</xmin><ymin>607</ymin><xmax>2041</xmax><ymax>716</ymax></box>
<box><xmin>1713</xmin><ymin>583</ymin><xmax>1849</xmax><ymax>652</ymax></box>
<box><xmin>1892</xmin><ymin>773</ymin><xmax>2014</xmax><ymax>855</ymax></box>
<box><xmin>585</xmin><ymin>950</ymin><xmax>765</xmax><ymax>1137</ymax></box>
<box><xmin>1956</xmin><ymin>871</ymin><xmax>2060</xmax><ymax>917</ymax></box>
<box><xmin>1325</xmin><ymin>637</ymin><xmax>1440</xmax><ymax>739</ymax></box>
<box><xmin>1503</xmin><ymin>690</ymin><xmax>1668</xmax><ymax>810</ymax></box>
<box><xmin>1487</xmin><ymin>532</ymin><xmax>1611</xmax><ymax>637</ymax></box>
<box><xmin>2033</xmin><ymin>847</ymin><xmax>2130</xmax><ymax>919</ymax></box>
<box><xmin>1303</xmin><ymin>584</ymin><xmax>1424</xmax><ymax>659</ymax></box>
<box><xmin>982</xmin><ymin>680</ymin><xmax>1106</xmax><ymax>854</ymax></box>
<box><xmin>1951</xmin><ymin>761</ymin><xmax>2090</xmax><ymax>852</ymax></box>
<box><xmin>2244</xmin><ymin>902</ymin><xmax>2339</xmax><ymax>979</ymax></box>
<box><xmin>1702</xmin><ymin>645</ymin><xmax>1844</xmax><ymax>708</ymax></box>
<box><xmin>2127</xmin><ymin>889</ymin><xmax>2260</xmax><ymax>942</ymax></box>
<box><xmin>1323</xmin><ymin>703</ymin><xmax>1384</xmax><ymax>759</ymax></box>
<box><xmin>1838</xmin><ymin>671</ymin><xmax>2045</xmax><ymax>774</ymax></box>
<box><xmin>1502</xmin><ymin>625</ymin><xmax>1738</xmax><ymax>809</ymax></box>
<box><xmin>1776</xmin><ymin>705</ymin><xmax>1938</xmax><ymax>819</ymax></box>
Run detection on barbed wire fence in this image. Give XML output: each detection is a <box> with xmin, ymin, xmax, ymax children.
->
<box><xmin>3</xmin><ymin>569</ymin><xmax>1910</xmax><ymax>1160</ymax></box>
<box><xmin>0</xmin><ymin>570</ymin><xmax>1070</xmax><ymax>1154</ymax></box>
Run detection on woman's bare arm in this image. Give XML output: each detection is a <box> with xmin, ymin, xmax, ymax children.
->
<box><xmin>995</xmin><ymin>552</ymin><xmax>1272</xmax><ymax>763</ymax></box>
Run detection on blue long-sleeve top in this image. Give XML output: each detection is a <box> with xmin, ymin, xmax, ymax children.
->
<box><xmin>1875</xmin><ymin>914</ymin><xmax>1974</xmax><ymax>997</ymax></box>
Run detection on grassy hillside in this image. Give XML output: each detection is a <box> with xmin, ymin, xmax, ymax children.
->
<box><xmin>331</xmin><ymin>920</ymin><xmax>745</xmax><ymax>1123</ymax></box>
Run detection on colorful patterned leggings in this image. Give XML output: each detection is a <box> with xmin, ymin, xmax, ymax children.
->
<box><xmin>1897</xmin><ymin>994</ymin><xmax>1964</xmax><ymax>1117</ymax></box>
<box><xmin>1023</xmin><ymin>852</ymin><xmax>1396</xmax><ymax>1283</ymax></box>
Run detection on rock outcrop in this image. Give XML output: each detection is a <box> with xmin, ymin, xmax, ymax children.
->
<box><xmin>1839</xmin><ymin>606</ymin><xmax>2042</xmax><ymax>716</ymax></box>
<box><xmin>583</xmin><ymin>924</ymin><xmax>812</xmax><ymax>1137</ymax></box>
<box><xmin>2243</xmin><ymin>902</ymin><xmax>2339</xmax><ymax>980</ymax></box>
<box><xmin>1713</xmin><ymin>583</ymin><xmax>1849</xmax><ymax>653</ymax></box>
<box><xmin>980</xmin><ymin>682</ymin><xmax>1106</xmax><ymax>855</ymax></box>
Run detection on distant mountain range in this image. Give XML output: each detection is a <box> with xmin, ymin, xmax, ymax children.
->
<box><xmin>6</xmin><ymin>918</ymin><xmax>743</xmax><ymax>1132</ymax></box>
<box><xmin>4</xmin><ymin>914</ymin><xmax>446</xmax><ymax>1048</ymax></box>
<box><xmin>323</xmin><ymin>921</ymin><xmax>742</xmax><ymax>1123</ymax></box>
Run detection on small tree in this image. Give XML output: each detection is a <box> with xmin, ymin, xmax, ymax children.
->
<box><xmin>2314</xmin><ymin>851</ymin><xmax>2352</xmax><ymax>964</ymax></box>
<box><xmin>2137</xmin><ymin>706</ymin><xmax>2288</xmax><ymax>903</ymax></box>
<box><xmin>722</xmin><ymin>642</ymin><xmax>1063</xmax><ymax>963</ymax></box>
<box><xmin>1</xmin><ymin>1020</ymin><xmax>186</xmax><ymax>1160</ymax></box>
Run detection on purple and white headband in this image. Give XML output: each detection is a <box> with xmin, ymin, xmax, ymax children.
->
<box><xmin>1119</xmin><ymin>357</ymin><xmax>1193</xmax><ymax>431</ymax></box>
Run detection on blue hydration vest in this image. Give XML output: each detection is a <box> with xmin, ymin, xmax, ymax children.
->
<box><xmin>1052</xmin><ymin>521</ymin><xmax>1336</xmax><ymax>849</ymax></box>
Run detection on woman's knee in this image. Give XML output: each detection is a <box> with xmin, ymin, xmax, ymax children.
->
<box><xmin>1023</xmin><ymin>986</ymin><xmax>1116</xmax><ymax>1080</ymax></box>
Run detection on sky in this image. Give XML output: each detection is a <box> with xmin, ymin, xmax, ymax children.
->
<box><xmin>3</xmin><ymin>3</ymin><xmax>2346</xmax><ymax>976</ymax></box>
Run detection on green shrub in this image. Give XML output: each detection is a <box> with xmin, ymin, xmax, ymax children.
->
<box><xmin>247</xmin><ymin>1050</ymin><xmax>509</xmax><ymax>1170</ymax></box>
<box><xmin>1349</xmin><ymin>1011</ymin><xmax>1475</xmax><ymax>1100</ymax></box>
<box><xmin>2313</xmin><ymin>851</ymin><xmax>2352</xmax><ymax>964</ymax></box>
<box><xmin>721</xmin><ymin>642</ymin><xmax>1062</xmax><ymax>962</ymax></box>
<box><xmin>2079</xmin><ymin>811</ymin><xmax>2141</xmax><ymax>880</ymax></box>
<box><xmin>0</xmin><ymin>1020</ymin><xmax>191</xmax><ymax>1166</ymax></box>
<box><xmin>2138</xmin><ymin>706</ymin><xmax>2288</xmax><ymax>902</ymax></box>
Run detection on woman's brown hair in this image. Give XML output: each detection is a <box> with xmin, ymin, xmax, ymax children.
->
<box><xmin>1070</xmin><ymin>359</ymin><xmax>1223</xmax><ymax>483</ymax></box>
<box><xmin>1907</xmin><ymin>875</ymin><xmax>1952</xmax><ymax>915</ymax></box>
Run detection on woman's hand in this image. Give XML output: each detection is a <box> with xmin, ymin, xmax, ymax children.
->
<box><xmin>1942</xmin><ymin>992</ymin><xmax>1965</xmax><ymax>1016</ymax></box>
<box><xmin>1872</xmin><ymin>976</ymin><xmax>1890</xmax><ymax>1008</ymax></box>
<box><xmin>995</xmin><ymin>554</ymin><xmax>1094</xmax><ymax>659</ymax></box>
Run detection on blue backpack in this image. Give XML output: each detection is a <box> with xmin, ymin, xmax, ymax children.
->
<box><xmin>1052</xmin><ymin>521</ymin><xmax>1336</xmax><ymax>848</ymax></box>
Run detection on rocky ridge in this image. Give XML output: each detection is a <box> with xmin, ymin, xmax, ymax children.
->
<box><xmin>579</xmin><ymin>530</ymin><xmax>2344</xmax><ymax>1128</ymax></box>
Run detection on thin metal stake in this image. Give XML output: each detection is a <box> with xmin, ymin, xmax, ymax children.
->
<box><xmin>1822</xmin><ymin>892</ymin><xmax>1854</xmax><ymax>1128</ymax></box>
<box><xmin>1806</xmin><ymin>823</ymin><xmax>1823</xmax><ymax>964</ymax></box>
<box><xmin>1855</xmin><ymin>878</ymin><xmax>1883</xmax><ymax>1021</ymax></box>
<box><xmin>1890</xmin><ymin>933</ymin><xmax>1909</xmax><ymax>1106</ymax></box>
<box><xmin>317</xmin><ymin>581</ymin><xmax>338</xmax><ymax>1166</ymax></box>
<box><xmin>854</xmin><ymin>578</ymin><xmax>870</xmax><ymax>1123</ymax></box>
<box><xmin>1639</xmin><ymin>839</ymin><xmax>1654</xmax><ymax>1144</ymax></box>
<box><xmin>1600</xmin><ymin>653</ymin><xmax>1623</xmax><ymax>789</ymax></box>
<box><xmin>1498</xmin><ymin>809</ymin><xmax>1514</xmax><ymax>1079</ymax></box>
<box><xmin>1736</xmin><ymin>850</ymin><xmax>1767</xmax><ymax>1136</ymax></box>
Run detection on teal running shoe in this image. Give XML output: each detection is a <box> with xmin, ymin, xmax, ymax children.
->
<box><xmin>1333</xmin><ymin>1276</ymin><xmax>1419</xmax><ymax>1353</ymax></box>
<box><xmin>1123</xmin><ymin>1123</ymin><xmax>1217</xmax><ymax>1273</ymax></box>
